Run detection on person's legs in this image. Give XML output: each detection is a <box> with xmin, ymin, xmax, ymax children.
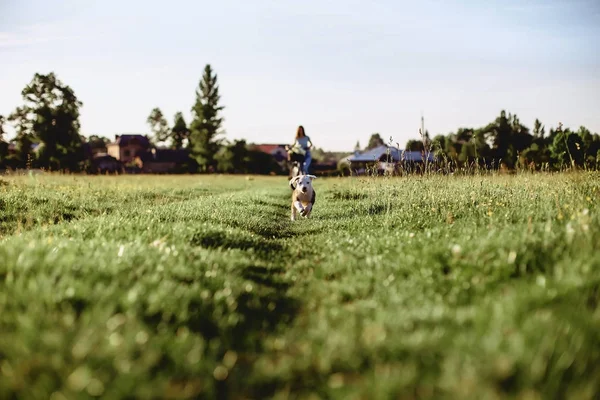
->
<box><xmin>303</xmin><ymin>151</ymin><xmax>312</xmax><ymax>174</ymax></box>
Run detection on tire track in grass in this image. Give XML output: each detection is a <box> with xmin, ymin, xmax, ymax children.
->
<box><xmin>170</xmin><ymin>186</ymin><xmax>319</xmax><ymax>398</ymax></box>
<box><xmin>0</xmin><ymin>182</ymin><xmax>318</xmax><ymax>399</ymax></box>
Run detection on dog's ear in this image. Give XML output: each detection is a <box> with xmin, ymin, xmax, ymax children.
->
<box><xmin>307</xmin><ymin>175</ymin><xmax>317</xmax><ymax>180</ymax></box>
<box><xmin>289</xmin><ymin>176</ymin><xmax>300</xmax><ymax>189</ymax></box>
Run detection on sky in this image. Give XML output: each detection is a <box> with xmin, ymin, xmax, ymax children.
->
<box><xmin>1</xmin><ymin>0</ymin><xmax>599</xmax><ymax>151</ymax></box>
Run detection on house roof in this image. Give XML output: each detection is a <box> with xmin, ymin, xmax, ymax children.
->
<box><xmin>252</xmin><ymin>144</ymin><xmax>287</xmax><ymax>154</ymax></box>
<box><xmin>138</xmin><ymin>148</ymin><xmax>190</xmax><ymax>163</ymax></box>
<box><xmin>348</xmin><ymin>145</ymin><xmax>435</xmax><ymax>162</ymax></box>
<box><xmin>109</xmin><ymin>134</ymin><xmax>151</xmax><ymax>148</ymax></box>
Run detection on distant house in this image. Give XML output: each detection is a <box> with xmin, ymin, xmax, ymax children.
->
<box><xmin>134</xmin><ymin>148</ymin><xmax>192</xmax><ymax>173</ymax></box>
<box><xmin>343</xmin><ymin>145</ymin><xmax>435</xmax><ymax>175</ymax></box>
<box><xmin>91</xmin><ymin>153</ymin><xmax>122</xmax><ymax>174</ymax></box>
<box><xmin>251</xmin><ymin>144</ymin><xmax>288</xmax><ymax>162</ymax></box>
<box><xmin>106</xmin><ymin>134</ymin><xmax>151</xmax><ymax>164</ymax></box>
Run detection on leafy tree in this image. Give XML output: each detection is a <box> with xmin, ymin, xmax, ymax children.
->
<box><xmin>147</xmin><ymin>108</ymin><xmax>170</xmax><ymax>144</ymax></box>
<box><xmin>450</xmin><ymin>128</ymin><xmax>469</xmax><ymax>143</ymax></box>
<box><xmin>574</xmin><ymin>126</ymin><xmax>599</xmax><ymax>167</ymax></box>
<box><xmin>8</xmin><ymin>73</ymin><xmax>84</xmax><ymax>171</ymax></box>
<box><xmin>216</xmin><ymin>140</ymin><xmax>250</xmax><ymax>173</ymax></box>
<box><xmin>0</xmin><ymin>115</ymin><xmax>8</xmax><ymax>165</ymax></box>
<box><xmin>354</xmin><ymin>141</ymin><xmax>361</xmax><ymax>152</ymax></box>
<box><xmin>517</xmin><ymin>119</ymin><xmax>547</xmax><ymax>169</ymax></box>
<box><xmin>366</xmin><ymin>133</ymin><xmax>385</xmax><ymax>149</ymax></box>
<box><xmin>246</xmin><ymin>149</ymin><xmax>281</xmax><ymax>175</ymax></box>
<box><xmin>549</xmin><ymin>124</ymin><xmax>584</xmax><ymax>168</ymax></box>
<box><xmin>87</xmin><ymin>135</ymin><xmax>110</xmax><ymax>153</ymax></box>
<box><xmin>7</xmin><ymin>106</ymin><xmax>35</xmax><ymax>168</ymax></box>
<box><xmin>582</xmin><ymin>130</ymin><xmax>600</xmax><ymax>168</ymax></box>
<box><xmin>472</xmin><ymin>129</ymin><xmax>491</xmax><ymax>161</ymax></box>
<box><xmin>511</xmin><ymin>115</ymin><xmax>533</xmax><ymax>156</ymax></box>
<box><xmin>443</xmin><ymin>133</ymin><xmax>459</xmax><ymax>161</ymax></box>
<box><xmin>405</xmin><ymin>139</ymin><xmax>424</xmax><ymax>152</ymax></box>
<box><xmin>533</xmin><ymin>119</ymin><xmax>545</xmax><ymax>138</ymax></box>
<box><xmin>458</xmin><ymin>141</ymin><xmax>477</xmax><ymax>164</ymax></box>
<box><xmin>189</xmin><ymin>64</ymin><xmax>225</xmax><ymax>171</ymax></box>
<box><xmin>431</xmin><ymin>134</ymin><xmax>447</xmax><ymax>158</ymax></box>
<box><xmin>171</xmin><ymin>112</ymin><xmax>190</xmax><ymax>149</ymax></box>
<box><xmin>482</xmin><ymin>111</ymin><xmax>510</xmax><ymax>166</ymax></box>
<box><xmin>404</xmin><ymin>111</ymin><xmax>599</xmax><ymax>172</ymax></box>
<box><xmin>0</xmin><ymin>115</ymin><xmax>5</xmax><ymax>140</ymax></box>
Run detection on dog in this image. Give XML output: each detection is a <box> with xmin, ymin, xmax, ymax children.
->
<box><xmin>289</xmin><ymin>174</ymin><xmax>316</xmax><ymax>221</ymax></box>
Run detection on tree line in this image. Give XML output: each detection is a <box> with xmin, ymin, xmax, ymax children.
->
<box><xmin>403</xmin><ymin>111</ymin><xmax>600</xmax><ymax>171</ymax></box>
<box><xmin>0</xmin><ymin>66</ymin><xmax>339</xmax><ymax>175</ymax></box>
<box><xmin>0</xmin><ymin>66</ymin><xmax>247</xmax><ymax>173</ymax></box>
<box><xmin>2</xmin><ymin>68</ymin><xmax>598</xmax><ymax>173</ymax></box>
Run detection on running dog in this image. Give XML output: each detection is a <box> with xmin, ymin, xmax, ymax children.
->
<box><xmin>289</xmin><ymin>174</ymin><xmax>316</xmax><ymax>221</ymax></box>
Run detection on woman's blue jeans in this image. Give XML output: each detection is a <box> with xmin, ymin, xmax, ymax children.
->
<box><xmin>303</xmin><ymin>151</ymin><xmax>312</xmax><ymax>174</ymax></box>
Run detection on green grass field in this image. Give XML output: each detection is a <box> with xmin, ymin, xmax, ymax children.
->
<box><xmin>1</xmin><ymin>172</ymin><xmax>599</xmax><ymax>399</ymax></box>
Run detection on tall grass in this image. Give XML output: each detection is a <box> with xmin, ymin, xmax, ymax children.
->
<box><xmin>0</xmin><ymin>173</ymin><xmax>599</xmax><ymax>398</ymax></box>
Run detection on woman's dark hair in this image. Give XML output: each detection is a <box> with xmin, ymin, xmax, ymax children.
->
<box><xmin>296</xmin><ymin>125</ymin><xmax>306</xmax><ymax>139</ymax></box>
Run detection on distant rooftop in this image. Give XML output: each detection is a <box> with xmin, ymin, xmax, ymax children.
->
<box><xmin>252</xmin><ymin>144</ymin><xmax>287</xmax><ymax>154</ymax></box>
<box><xmin>348</xmin><ymin>145</ymin><xmax>434</xmax><ymax>162</ymax></box>
<box><xmin>109</xmin><ymin>134</ymin><xmax>151</xmax><ymax>148</ymax></box>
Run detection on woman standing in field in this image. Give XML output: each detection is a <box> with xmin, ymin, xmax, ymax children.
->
<box><xmin>288</xmin><ymin>125</ymin><xmax>313</xmax><ymax>174</ymax></box>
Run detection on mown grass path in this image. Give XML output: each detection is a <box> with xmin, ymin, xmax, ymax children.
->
<box><xmin>1</xmin><ymin>173</ymin><xmax>599</xmax><ymax>399</ymax></box>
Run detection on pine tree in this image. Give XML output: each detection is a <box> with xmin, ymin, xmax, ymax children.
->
<box><xmin>171</xmin><ymin>112</ymin><xmax>189</xmax><ymax>149</ymax></box>
<box><xmin>367</xmin><ymin>133</ymin><xmax>384</xmax><ymax>149</ymax></box>
<box><xmin>189</xmin><ymin>64</ymin><xmax>224</xmax><ymax>171</ymax></box>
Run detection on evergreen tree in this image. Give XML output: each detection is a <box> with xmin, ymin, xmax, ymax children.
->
<box><xmin>189</xmin><ymin>64</ymin><xmax>225</xmax><ymax>171</ymax></box>
<box><xmin>366</xmin><ymin>133</ymin><xmax>385</xmax><ymax>149</ymax></box>
<box><xmin>171</xmin><ymin>112</ymin><xmax>190</xmax><ymax>149</ymax></box>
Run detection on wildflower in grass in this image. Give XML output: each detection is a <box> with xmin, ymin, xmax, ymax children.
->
<box><xmin>451</xmin><ymin>244</ymin><xmax>461</xmax><ymax>256</ymax></box>
<box><xmin>507</xmin><ymin>251</ymin><xmax>517</xmax><ymax>264</ymax></box>
<box><xmin>536</xmin><ymin>276</ymin><xmax>546</xmax><ymax>287</ymax></box>
<box><xmin>566</xmin><ymin>222</ymin><xmax>575</xmax><ymax>241</ymax></box>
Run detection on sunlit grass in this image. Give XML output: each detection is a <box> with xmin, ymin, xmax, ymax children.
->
<box><xmin>0</xmin><ymin>172</ymin><xmax>599</xmax><ymax>399</ymax></box>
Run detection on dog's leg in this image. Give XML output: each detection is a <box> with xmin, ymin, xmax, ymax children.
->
<box><xmin>291</xmin><ymin>202</ymin><xmax>297</xmax><ymax>221</ymax></box>
<box><xmin>303</xmin><ymin>203</ymin><xmax>312</xmax><ymax>218</ymax></box>
<box><xmin>294</xmin><ymin>200</ymin><xmax>304</xmax><ymax>214</ymax></box>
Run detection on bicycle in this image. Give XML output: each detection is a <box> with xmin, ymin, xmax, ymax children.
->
<box><xmin>285</xmin><ymin>145</ymin><xmax>306</xmax><ymax>178</ymax></box>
